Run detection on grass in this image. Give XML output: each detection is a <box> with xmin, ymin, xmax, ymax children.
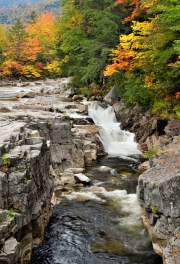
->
<box><xmin>143</xmin><ymin>147</ymin><xmax>158</xmax><ymax>159</ymax></box>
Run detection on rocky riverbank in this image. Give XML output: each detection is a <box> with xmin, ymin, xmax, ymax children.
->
<box><xmin>108</xmin><ymin>96</ymin><xmax>180</xmax><ymax>264</ymax></box>
<box><xmin>0</xmin><ymin>78</ymin><xmax>106</xmax><ymax>263</ymax></box>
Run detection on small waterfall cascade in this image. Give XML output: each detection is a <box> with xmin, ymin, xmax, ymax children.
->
<box><xmin>87</xmin><ymin>101</ymin><xmax>142</xmax><ymax>157</ymax></box>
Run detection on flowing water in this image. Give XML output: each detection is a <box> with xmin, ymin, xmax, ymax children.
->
<box><xmin>31</xmin><ymin>101</ymin><xmax>162</xmax><ymax>264</ymax></box>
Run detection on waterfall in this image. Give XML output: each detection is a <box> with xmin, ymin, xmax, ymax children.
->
<box><xmin>87</xmin><ymin>101</ymin><xmax>142</xmax><ymax>157</ymax></box>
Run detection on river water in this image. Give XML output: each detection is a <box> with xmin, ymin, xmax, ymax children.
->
<box><xmin>31</xmin><ymin>101</ymin><xmax>162</xmax><ymax>264</ymax></box>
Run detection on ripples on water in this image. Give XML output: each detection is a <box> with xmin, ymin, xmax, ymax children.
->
<box><xmin>31</xmin><ymin>157</ymin><xmax>162</xmax><ymax>264</ymax></box>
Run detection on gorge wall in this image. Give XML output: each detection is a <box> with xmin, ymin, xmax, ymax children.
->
<box><xmin>112</xmin><ymin>99</ymin><xmax>180</xmax><ymax>264</ymax></box>
<box><xmin>0</xmin><ymin>114</ymin><xmax>105</xmax><ymax>263</ymax></box>
<box><xmin>0</xmin><ymin>79</ymin><xmax>106</xmax><ymax>263</ymax></box>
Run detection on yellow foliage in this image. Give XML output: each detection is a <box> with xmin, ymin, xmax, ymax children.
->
<box><xmin>0</xmin><ymin>25</ymin><xmax>7</xmax><ymax>50</ymax></box>
<box><xmin>20</xmin><ymin>65</ymin><xmax>42</xmax><ymax>78</ymax></box>
<box><xmin>2</xmin><ymin>60</ymin><xmax>13</xmax><ymax>76</ymax></box>
<box><xmin>132</xmin><ymin>21</ymin><xmax>152</xmax><ymax>36</ymax></box>
<box><xmin>44</xmin><ymin>61</ymin><xmax>61</xmax><ymax>75</ymax></box>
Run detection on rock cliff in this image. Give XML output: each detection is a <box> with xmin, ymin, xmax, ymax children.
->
<box><xmin>0</xmin><ymin>78</ymin><xmax>106</xmax><ymax>263</ymax></box>
<box><xmin>137</xmin><ymin>137</ymin><xmax>180</xmax><ymax>264</ymax></box>
<box><xmin>112</xmin><ymin>100</ymin><xmax>180</xmax><ymax>264</ymax></box>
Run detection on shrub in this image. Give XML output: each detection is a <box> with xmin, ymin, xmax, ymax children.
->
<box><xmin>79</xmin><ymin>87</ymin><xmax>92</xmax><ymax>97</ymax></box>
<box><xmin>144</xmin><ymin>147</ymin><xmax>158</xmax><ymax>159</ymax></box>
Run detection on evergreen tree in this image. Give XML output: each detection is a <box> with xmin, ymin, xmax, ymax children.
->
<box><xmin>56</xmin><ymin>0</ymin><xmax>128</xmax><ymax>88</ymax></box>
<box><xmin>8</xmin><ymin>19</ymin><xmax>27</xmax><ymax>61</ymax></box>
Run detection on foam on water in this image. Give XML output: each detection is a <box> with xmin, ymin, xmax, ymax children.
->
<box><xmin>87</xmin><ymin>101</ymin><xmax>142</xmax><ymax>157</ymax></box>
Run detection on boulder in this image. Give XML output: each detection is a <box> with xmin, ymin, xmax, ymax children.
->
<box><xmin>103</xmin><ymin>86</ymin><xmax>120</xmax><ymax>105</ymax></box>
<box><xmin>97</xmin><ymin>166</ymin><xmax>113</xmax><ymax>172</ymax></box>
<box><xmin>17</xmin><ymin>91</ymin><xmax>35</xmax><ymax>98</ymax></box>
<box><xmin>164</xmin><ymin>119</ymin><xmax>180</xmax><ymax>137</ymax></box>
<box><xmin>74</xmin><ymin>173</ymin><xmax>91</xmax><ymax>185</ymax></box>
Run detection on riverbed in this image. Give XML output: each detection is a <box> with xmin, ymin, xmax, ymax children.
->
<box><xmin>31</xmin><ymin>155</ymin><xmax>162</xmax><ymax>264</ymax></box>
<box><xmin>30</xmin><ymin>99</ymin><xmax>162</xmax><ymax>264</ymax></box>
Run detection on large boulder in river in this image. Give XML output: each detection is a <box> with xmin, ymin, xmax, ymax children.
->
<box><xmin>74</xmin><ymin>173</ymin><xmax>91</xmax><ymax>185</ymax></box>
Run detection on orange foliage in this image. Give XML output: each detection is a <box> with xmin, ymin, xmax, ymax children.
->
<box><xmin>115</xmin><ymin>0</ymin><xmax>140</xmax><ymax>21</ymax></box>
<box><xmin>11</xmin><ymin>61</ymin><xmax>22</xmax><ymax>71</ymax></box>
<box><xmin>104</xmin><ymin>46</ymin><xmax>135</xmax><ymax>76</ymax></box>
<box><xmin>164</xmin><ymin>95</ymin><xmax>173</xmax><ymax>102</ymax></box>
<box><xmin>26</xmin><ymin>11</ymin><xmax>56</xmax><ymax>49</ymax></box>
<box><xmin>22</xmin><ymin>37</ymin><xmax>42</xmax><ymax>61</ymax></box>
<box><xmin>92</xmin><ymin>88</ymin><xmax>102</xmax><ymax>96</ymax></box>
<box><xmin>35</xmin><ymin>62</ymin><xmax>44</xmax><ymax>69</ymax></box>
<box><xmin>175</xmin><ymin>92</ymin><xmax>180</xmax><ymax>100</ymax></box>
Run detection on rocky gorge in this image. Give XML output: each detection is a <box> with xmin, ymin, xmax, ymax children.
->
<box><xmin>0</xmin><ymin>78</ymin><xmax>106</xmax><ymax>263</ymax></box>
<box><xmin>108</xmin><ymin>91</ymin><xmax>180</xmax><ymax>264</ymax></box>
<box><xmin>0</xmin><ymin>78</ymin><xmax>179</xmax><ymax>263</ymax></box>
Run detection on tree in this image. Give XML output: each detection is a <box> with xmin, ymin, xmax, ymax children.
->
<box><xmin>7</xmin><ymin>19</ymin><xmax>27</xmax><ymax>61</ymax></box>
<box><xmin>0</xmin><ymin>24</ymin><xmax>7</xmax><ymax>64</ymax></box>
<box><xmin>56</xmin><ymin>0</ymin><xmax>128</xmax><ymax>88</ymax></box>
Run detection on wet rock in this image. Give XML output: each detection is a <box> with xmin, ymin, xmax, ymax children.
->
<box><xmin>110</xmin><ymin>169</ymin><xmax>118</xmax><ymax>175</ymax></box>
<box><xmin>138</xmin><ymin>161</ymin><xmax>150</xmax><ymax>171</ymax></box>
<box><xmin>90</xmin><ymin>187</ymin><xmax>103</xmax><ymax>194</ymax></box>
<box><xmin>74</xmin><ymin>173</ymin><xmax>91</xmax><ymax>185</ymax></box>
<box><xmin>71</xmin><ymin>117</ymin><xmax>94</xmax><ymax>126</ymax></box>
<box><xmin>17</xmin><ymin>91</ymin><xmax>35</xmax><ymax>98</ymax></box>
<box><xmin>65</xmin><ymin>168</ymin><xmax>85</xmax><ymax>174</ymax></box>
<box><xmin>0</xmin><ymin>107</ymin><xmax>10</xmax><ymax>113</ymax></box>
<box><xmin>97</xmin><ymin>166</ymin><xmax>112</xmax><ymax>172</ymax></box>
<box><xmin>72</xmin><ymin>95</ymin><xmax>84</xmax><ymax>101</ymax></box>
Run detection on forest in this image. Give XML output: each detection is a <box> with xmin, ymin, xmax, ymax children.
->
<box><xmin>0</xmin><ymin>0</ymin><xmax>60</xmax><ymax>24</ymax></box>
<box><xmin>0</xmin><ymin>0</ymin><xmax>43</xmax><ymax>9</ymax></box>
<box><xmin>0</xmin><ymin>0</ymin><xmax>180</xmax><ymax>119</ymax></box>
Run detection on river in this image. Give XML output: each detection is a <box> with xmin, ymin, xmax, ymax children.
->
<box><xmin>31</xmin><ymin>101</ymin><xmax>162</xmax><ymax>264</ymax></box>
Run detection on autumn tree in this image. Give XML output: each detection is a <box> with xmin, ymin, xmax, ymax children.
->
<box><xmin>56</xmin><ymin>0</ymin><xmax>128</xmax><ymax>88</ymax></box>
<box><xmin>7</xmin><ymin>19</ymin><xmax>27</xmax><ymax>62</ymax></box>
<box><xmin>0</xmin><ymin>24</ymin><xmax>7</xmax><ymax>64</ymax></box>
<box><xmin>104</xmin><ymin>0</ymin><xmax>180</xmax><ymax>117</ymax></box>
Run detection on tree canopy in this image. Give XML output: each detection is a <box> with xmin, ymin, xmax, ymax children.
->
<box><xmin>0</xmin><ymin>0</ymin><xmax>179</xmax><ymax>119</ymax></box>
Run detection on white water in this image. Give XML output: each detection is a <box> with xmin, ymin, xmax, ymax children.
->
<box><xmin>87</xmin><ymin>101</ymin><xmax>142</xmax><ymax>157</ymax></box>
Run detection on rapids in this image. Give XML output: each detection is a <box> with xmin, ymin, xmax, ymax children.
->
<box><xmin>31</xmin><ymin>101</ymin><xmax>162</xmax><ymax>264</ymax></box>
<box><xmin>87</xmin><ymin>101</ymin><xmax>142</xmax><ymax>157</ymax></box>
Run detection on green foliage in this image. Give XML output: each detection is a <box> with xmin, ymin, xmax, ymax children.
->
<box><xmin>57</xmin><ymin>0</ymin><xmax>128</xmax><ymax>88</ymax></box>
<box><xmin>122</xmin><ymin>73</ymin><xmax>152</xmax><ymax>109</ymax></box>
<box><xmin>143</xmin><ymin>147</ymin><xmax>158</xmax><ymax>159</ymax></box>
<box><xmin>151</xmin><ymin>100</ymin><xmax>172</xmax><ymax>115</ymax></box>
<box><xmin>7</xmin><ymin>209</ymin><xmax>15</xmax><ymax>218</ymax></box>
<box><xmin>151</xmin><ymin>204</ymin><xmax>158</xmax><ymax>214</ymax></box>
<box><xmin>2</xmin><ymin>154</ymin><xmax>11</xmax><ymax>167</ymax></box>
<box><xmin>47</xmin><ymin>118</ymin><xmax>52</xmax><ymax>128</ymax></box>
<box><xmin>79</xmin><ymin>87</ymin><xmax>92</xmax><ymax>97</ymax></box>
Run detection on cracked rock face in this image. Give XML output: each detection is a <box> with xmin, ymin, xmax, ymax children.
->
<box><xmin>0</xmin><ymin>120</ymin><xmax>54</xmax><ymax>263</ymax></box>
<box><xmin>137</xmin><ymin>139</ymin><xmax>180</xmax><ymax>263</ymax></box>
<box><xmin>0</xmin><ymin>79</ymin><xmax>106</xmax><ymax>263</ymax></box>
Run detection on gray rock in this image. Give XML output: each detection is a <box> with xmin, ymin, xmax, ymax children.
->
<box><xmin>74</xmin><ymin>173</ymin><xmax>91</xmax><ymax>185</ymax></box>
<box><xmin>164</xmin><ymin>119</ymin><xmax>180</xmax><ymax>137</ymax></box>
